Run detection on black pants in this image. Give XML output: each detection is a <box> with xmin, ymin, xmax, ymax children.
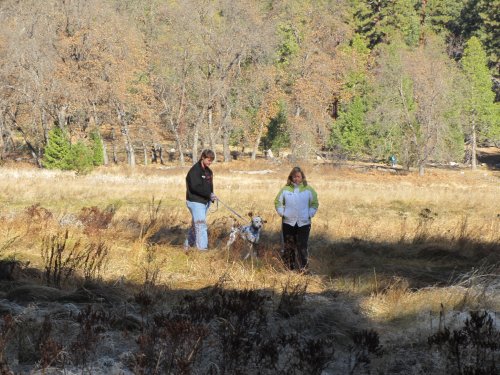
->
<box><xmin>282</xmin><ymin>223</ymin><xmax>311</xmax><ymax>271</ymax></box>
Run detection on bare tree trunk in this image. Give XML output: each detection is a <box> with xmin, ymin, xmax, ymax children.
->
<box><xmin>251</xmin><ymin>121</ymin><xmax>265</xmax><ymax>160</ymax></box>
<box><xmin>41</xmin><ymin>108</ymin><xmax>49</xmax><ymax>144</ymax></box>
<box><xmin>8</xmin><ymin>111</ymin><xmax>43</xmax><ymax>167</ymax></box>
<box><xmin>169</xmin><ymin>123</ymin><xmax>185</xmax><ymax>166</ymax></box>
<box><xmin>111</xmin><ymin>128</ymin><xmax>118</xmax><ymax>164</ymax></box>
<box><xmin>0</xmin><ymin>114</ymin><xmax>5</xmax><ymax>160</ymax></box>
<box><xmin>116</xmin><ymin>104</ymin><xmax>135</xmax><ymax>167</ymax></box>
<box><xmin>101</xmin><ymin>137</ymin><xmax>109</xmax><ymax>165</ymax></box>
<box><xmin>418</xmin><ymin>164</ymin><xmax>425</xmax><ymax>176</ymax></box>
<box><xmin>222</xmin><ymin>124</ymin><xmax>230</xmax><ymax>162</ymax></box>
<box><xmin>56</xmin><ymin>105</ymin><xmax>68</xmax><ymax>130</ymax></box>
<box><xmin>142</xmin><ymin>141</ymin><xmax>148</xmax><ymax>166</ymax></box>
<box><xmin>192</xmin><ymin>125</ymin><xmax>199</xmax><ymax>164</ymax></box>
<box><xmin>222</xmin><ymin>109</ymin><xmax>232</xmax><ymax>163</ymax></box>
<box><xmin>220</xmin><ymin>101</ymin><xmax>232</xmax><ymax>162</ymax></box>
<box><xmin>192</xmin><ymin>107</ymin><xmax>207</xmax><ymax>163</ymax></box>
<box><xmin>18</xmin><ymin>127</ymin><xmax>43</xmax><ymax>167</ymax></box>
<box><xmin>471</xmin><ymin>120</ymin><xmax>477</xmax><ymax>170</ymax></box>
<box><xmin>125</xmin><ymin>136</ymin><xmax>136</xmax><ymax>167</ymax></box>
<box><xmin>207</xmin><ymin>104</ymin><xmax>215</xmax><ymax>155</ymax></box>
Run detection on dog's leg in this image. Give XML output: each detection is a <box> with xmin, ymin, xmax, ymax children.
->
<box><xmin>226</xmin><ymin>229</ymin><xmax>237</xmax><ymax>249</ymax></box>
<box><xmin>242</xmin><ymin>243</ymin><xmax>253</xmax><ymax>261</ymax></box>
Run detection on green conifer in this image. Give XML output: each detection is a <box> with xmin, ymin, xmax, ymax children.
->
<box><xmin>90</xmin><ymin>130</ymin><xmax>105</xmax><ymax>166</ymax></box>
<box><xmin>461</xmin><ymin>36</ymin><xmax>498</xmax><ymax>168</ymax></box>
<box><xmin>43</xmin><ymin>127</ymin><xmax>72</xmax><ymax>170</ymax></box>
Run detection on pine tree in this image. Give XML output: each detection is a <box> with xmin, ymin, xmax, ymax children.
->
<box><xmin>43</xmin><ymin>127</ymin><xmax>72</xmax><ymax>170</ymax></box>
<box><xmin>352</xmin><ymin>0</ymin><xmax>420</xmax><ymax>47</ymax></box>
<box><xmin>262</xmin><ymin>101</ymin><xmax>289</xmax><ymax>155</ymax></box>
<box><xmin>89</xmin><ymin>130</ymin><xmax>105</xmax><ymax>166</ymax></box>
<box><xmin>330</xmin><ymin>34</ymin><xmax>370</xmax><ymax>157</ymax></box>
<box><xmin>461</xmin><ymin>36</ymin><xmax>497</xmax><ymax>169</ymax></box>
<box><xmin>69</xmin><ymin>141</ymin><xmax>94</xmax><ymax>174</ymax></box>
<box><xmin>330</xmin><ymin>96</ymin><xmax>367</xmax><ymax>156</ymax></box>
<box><xmin>477</xmin><ymin>0</ymin><xmax>499</xmax><ymax>69</ymax></box>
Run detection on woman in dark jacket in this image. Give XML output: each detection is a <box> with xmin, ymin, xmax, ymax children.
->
<box><xmin>184</xmin><ymin>149</ymin><xmax>216</xmax><ymax>250</ymax></box>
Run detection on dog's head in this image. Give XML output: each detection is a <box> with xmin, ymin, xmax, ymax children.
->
<box><xmin>251</xmin><ymin>216</ymin><xmax>264</xmax><ymax>230</ymax></box>
<box><xmin>247</xmin><ymin>212</ymin><xmax>265</xmax><ymax>230</ymax></box>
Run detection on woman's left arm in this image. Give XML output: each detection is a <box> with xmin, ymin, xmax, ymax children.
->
<box><xmin>308</xmin><ymin>187</ymin><xmax>319</xmax><ymax>218</ymax></box>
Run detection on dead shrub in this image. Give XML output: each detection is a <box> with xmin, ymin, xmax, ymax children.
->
<box><xmin>139</xmin><ymin>197</ymin><xmax>162</xmax><ymax>241</ymax></box>
<box><xmin>41</xmin><ymin>231</ymin><xmax>111</xmax><ymax>287</ymax></box>
<box><xmin>80</xmin><ymin>240</ymin><xmax>110</xmax><ymax>281</ymax></box>
<box><xmin>0</xmin><ymin>315</ymin><xmax>15</xmax><ymax>369</ymax></box>
<box><xmin>41</xmin><ymin>230</ymin><xmax>83</xmax><ymax>288</ymax></box>
<box><xmin>428</xmin><ymin>310</ymin><xmax>500</xmax><ymax>375</ymax></box>
<box><xmin>78</xmin><ymin>205</ymin><xmax>116</xmax><ymax>234</ymax></box>
<box><xmin>208</xmin><ymin>216</ymin><xmax>233</xmax><ymax>249</ymax></box>
<box><xmin>38</xmin><ymin>316</ymin><xmax>64</xmax><ymax>370</ymax></box>
<box><xmin>277</xmin><ymin>280</ymin><xmax>308</xmax><ymax>318</ymax></box>
<box><xmin>348</xmin><ymin>329</ymin><xmax>383</xmax><ymax>374</ymax></box>
<box><xmin>134</xmin><ymin>316</ymin><xmax>208</xmax><ymax>375</ymax></box>
<box><xmin>413</xmin><ymin>208</ymin><xmax>438</xmax><ymax>244</ymax></box>
<box><xmin>24</xmin><ymin>204</ymin><xmax>53</xmax><ymax>232</ymax></box>
<box><xmin>70</xmin><ymin>305</ymin><xmax>110</xmax><ymax>368</ymax></box>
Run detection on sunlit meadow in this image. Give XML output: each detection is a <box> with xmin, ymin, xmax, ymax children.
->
<box><xmin>0</xmin><ymin>160</ymin><xmax>498</xmax><ymax>373</ymax></box>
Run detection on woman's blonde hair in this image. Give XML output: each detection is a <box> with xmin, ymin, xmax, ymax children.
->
<box><xmin>287</xmin><ymin>166</ymin><xmax>307</xmax><ymax>186</ymax></box>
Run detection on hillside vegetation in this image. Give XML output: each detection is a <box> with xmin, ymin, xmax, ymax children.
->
<box><xmin>0</xmin><ymin>0</ymin><xmax>498</xmax><ymax>174</ymax></box>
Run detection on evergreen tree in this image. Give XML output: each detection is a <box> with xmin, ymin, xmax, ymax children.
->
<box><xmin>275</xmin><ymin>23</ymin><xmax>300</xmax><ymax>67</ymax></box>
<box><xmin>448</xmin><ymin>0</ymin><xmax>498</xmax><ymax>68</ymax></box>
<box><xmin>330</xmin><ymin>34</ymin><xmax>371</xmax><ymax>157</ymax></box>
<box><xmin>420</xmin><ymin>0</ymin><xmax>466</xmax><ymax>34</ymax></box>
<box><xmin>43</xmin><ymin>127</ymin><xmax>97</xmax><ymax>173</ymax></box>
<box><xmin>43</xmin><ymin>127</ymin><xmax>72</xmax><ymax>170</ymax></box>
<box><xmin>69</xmin><ymin>141</ymin><xmax>94</xmax><ymax>174</ymax></box>
<box><xmin>89</xmin><ymin>130</ymin><xmax>105</xmax><ymax>166</ymax></box>
<box><xmin>477</xmin><ymin>0</ymin><xmax>499</xmax><ymax>69</ymax></box>
<box><xmin>330</xmin><ymin>96</ymin><xmax>367</xmax><ymax>156</ymax></box>
<box><xmin>461</xmin><ymin>36</ymin><xmax>497</xmax><ymax>169</ymax></box>
<box><xmin>262</xmin><ymin>100</ymin><xmax>289</xmax><ymax>155</ymax></box>
<box><xmin>352</xmin><ymin>0</ymin><xmax>420</xmax><ymax>47</ymax></box>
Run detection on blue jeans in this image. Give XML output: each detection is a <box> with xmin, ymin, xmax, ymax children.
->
<box><xmin>185</xmin><ymin>201</ymin><xmax>210</xmax><ymax>250</ymax></box>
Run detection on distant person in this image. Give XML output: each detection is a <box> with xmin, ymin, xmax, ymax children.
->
<box><xmin>389</xmin><ymin>154</ymin><xmax>397</xmax><ymax>167</ymax></box>
<box><xmin>184</xmin><ymin>149</ymin><xmax>217</xmax><ymax>251</ymax></box>
<box><xmin>274</xmin><ymin>166</ymin><xmax>319</xmax><ymax>272</ymax></box>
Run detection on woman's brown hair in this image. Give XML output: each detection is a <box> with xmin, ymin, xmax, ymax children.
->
<box><xmin>199</xmin><ymin>149</ymin><xmax>215</xmax><ymax>161</ymax></box>
<box><xmin>286</xmin><ymin>166</ymin><xmax>307</xmax><ymax>186</ymax></box>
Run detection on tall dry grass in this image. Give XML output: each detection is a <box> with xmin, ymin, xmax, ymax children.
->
<box><xmin>0</xmin><ymin>161</ymin><xmax>499</xmax><ymax>326</ymax></box>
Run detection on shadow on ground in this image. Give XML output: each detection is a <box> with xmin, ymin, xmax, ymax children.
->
<box><xmin>0</xmin><ymin>224</ymin><xmax>498</xmax><ymax>374</ymax></box>
<box><xmin>477</xmin><ymin>147</ymin><xmax>500</xmax><ymax>170</ymax></box>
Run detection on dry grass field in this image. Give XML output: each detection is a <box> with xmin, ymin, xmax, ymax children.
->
<box><xmin>0</xmin><ymin>159</ymin><xmax>499</xmax><ymax>374</ymax></box>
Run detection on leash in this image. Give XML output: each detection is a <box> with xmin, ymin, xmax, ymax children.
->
<box><xmin>215</xmin><ymin>198</ymin><xmax>246</xmax><ymax>223</ymax></box>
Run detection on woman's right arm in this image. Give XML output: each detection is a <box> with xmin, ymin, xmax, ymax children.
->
<box><xmin>274</xmin><ymin>188</ymin><xmax>285</xmax><ymax>217</ymax></box>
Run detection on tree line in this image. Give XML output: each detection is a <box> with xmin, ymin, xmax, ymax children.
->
<box><xmin>0</xmin><ymin>0</ymin><xmax>498</xmax><ymax>174</ymax></box>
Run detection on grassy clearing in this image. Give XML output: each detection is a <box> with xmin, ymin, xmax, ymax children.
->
<box><xmin>0</xmin><ymin>161</ymin><xmax>498</xmax><ymax>373</ymax></box>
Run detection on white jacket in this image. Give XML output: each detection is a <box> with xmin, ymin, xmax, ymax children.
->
<box><xmin>274</xmin><ymin>183</ymin><xmax>319</xmax><ymax>227</ymax></box>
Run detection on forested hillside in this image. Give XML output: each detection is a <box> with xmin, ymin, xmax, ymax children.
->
<box><xmin>0</xmin><ymin>0</ymin><xmax>498</xmax><ymax>173</ymax></box>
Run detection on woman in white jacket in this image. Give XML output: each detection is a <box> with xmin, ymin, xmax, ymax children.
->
<box><xmin>274</xmin><ymin>166</ymin><xmax>319</xmax><ymax>271</ymax></box>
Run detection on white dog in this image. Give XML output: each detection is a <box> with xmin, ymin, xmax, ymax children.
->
<box><xmin>226</xmin><ymin>214</ymin><xmax>265</xmax><ymax>260</ymax></box>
